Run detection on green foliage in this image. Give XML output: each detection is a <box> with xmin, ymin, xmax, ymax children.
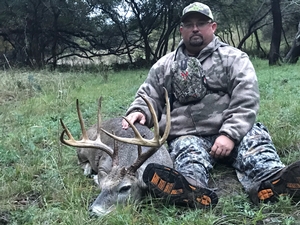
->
<box><xmin>0</xmin><ymin>0</ymin><xmax>96</xmax><ymax>68</ymax></box>
<box><xmin>1</xmin><ymin>0</ymin><xmax>300</xmax><ymax>69</ymax></box>
<box><xmin>253</xmin><ymin>58</ymin><xmax>300</xmax><ymax>161</ymax></box>
<box><xmin>0</xmin><ymin>61</ymin><xmax>300</xmax><ymax>224</ymax></box>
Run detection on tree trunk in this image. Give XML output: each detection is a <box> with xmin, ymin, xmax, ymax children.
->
<box><xmin>254</xmin><ymin>30</ymin><xmax>267</xmax><ymax>58</ymax></box>
<box><xmin>269</xmin><ymin>0</ymin><xmax>282</xmax><ymax>66</ymax></box>
<box><xmin>284</xmin><ymin>22</ymin><xmax>300</xmax><ymax>64</ymax></box>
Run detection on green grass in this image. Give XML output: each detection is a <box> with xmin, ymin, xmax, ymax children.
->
<box><xmin>0</xmin><ymin>60</ymin><xmax>300</xmax><ymax>224</ymax></box>
<box><xmin>254</xmin><ymin>59</ymin><xmax>300</xmax><ymax>163</ymax></box>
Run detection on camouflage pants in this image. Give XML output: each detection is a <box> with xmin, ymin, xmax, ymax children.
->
<box><xmin>168</xmin><ymin>122</ymin><xmax>285</xmax><ymax>193</ymax></box>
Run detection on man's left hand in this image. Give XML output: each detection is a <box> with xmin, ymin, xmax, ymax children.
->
<box><xmin>210</xmin><ymin>135</ymin><xmax>235</xmax><ymax>158</ymax></box>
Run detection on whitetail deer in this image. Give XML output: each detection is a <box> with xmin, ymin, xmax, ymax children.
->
<box><xmin>60</xmin><ymin>88</ymin><xmax>172</xmax><ymax>216</ymax></box>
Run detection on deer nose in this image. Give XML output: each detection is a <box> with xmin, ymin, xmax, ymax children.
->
<box><xmin>89</xmin><ymin>209</ymin><xmax>98</xmax><ymax>218</ymax></box>
<box><xmin>88</xmin><ymin>205</ymin><xmax>96</xmax><ymax>217</ymax></box>
<box><xmin>88</xmin><ymin>200</ymin><xmax>99</xmax><ymax>217</ymax></box>
<box><xmin>89</xmin><ymin>204</ymin><xmax>110</xmax><ymax>217</ymax></box>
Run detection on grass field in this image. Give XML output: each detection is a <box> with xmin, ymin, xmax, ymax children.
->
<box><xmin>0</xmin><ymin>59</ymin><xmax>300</xmax><ymax>224</ymax></box>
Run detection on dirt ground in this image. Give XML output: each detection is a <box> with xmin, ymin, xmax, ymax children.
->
<box><xmin>208</xmin><ymin>164</ymin><xmax>244</xmax><ymax>198</ymax></box>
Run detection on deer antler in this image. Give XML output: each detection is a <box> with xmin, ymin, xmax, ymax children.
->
<box><xmin>60</xmin><ymin>87</ymin><xmax>171</xmax><ymax>174</ymax></box>
<box><xmin>60</xmin><ymin>97</ymin><xmax>114</xmax><ymax>158</ymax></box>
<box><xmin>101</xmin><ymin>87</ymin><xmax>171</xmax><ymax>173</ymax></box>
<box><xmin>101</xmin><ymin>88</ymin><xmax>170</xmax><ymax>147</ymax></box>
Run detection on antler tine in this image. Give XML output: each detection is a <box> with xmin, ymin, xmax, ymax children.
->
<box><xmin>101</xmin><ymin>87</ymin><xmax>171</xmax><ymax>147</ymax></box>
<box><xmin>112</xmin><ymin>137</ymin><xmax>119</xmax><ymax>166</ymax></box>
<box><xmin>60</xmin><ymin>119</ymin><xmax>76</xmax><ymax>145</ymax></box>
<box><xmin>96</xmin><ymin>97</ymin><xmax>102</xmax><ymax>142</ymax></box>
<box><xmin>160</xmin><ymin>87</ymin><xmax>171</xmax><ymax>142</ymax></box>
<box><xmin>60</xmin><ymin>99</ymin><xmax>89</xmax><ymax>146</ymax></box>
<box><xmin>60</xmin><ymin>98</ymin><xmax>114</xmax><ymax>158</ymax></box>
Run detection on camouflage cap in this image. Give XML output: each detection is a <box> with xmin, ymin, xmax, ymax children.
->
<box><xmin>181</xmin><ymin>2</ymin><xmax>214</xmax><ymax>22</ymax></box>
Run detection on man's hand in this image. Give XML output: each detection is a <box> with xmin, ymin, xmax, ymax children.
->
<box><xmin>122</xmin><ymin>112</ymin><xmax>146</xmax><ymax>129</ymax></box>
<box><xmin>210</xmin><ymin>135</ymin><xmax>235</xmax><ymax>158</ymax></box>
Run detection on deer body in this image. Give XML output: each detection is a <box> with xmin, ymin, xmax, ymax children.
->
<box><xmin>60</xmin><ymin>89</ymin><xmax>172</xmax><ymax>216</ymax></box>
<box><xmin>77</xmin><ymin>118</ymin><xmax>172</xmax><ymax>215</ymax></box>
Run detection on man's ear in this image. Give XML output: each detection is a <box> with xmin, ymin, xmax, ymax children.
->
<box><xmin>212</xmin><ymin>22</ymin><xmax>217</xmax><ymax>33</ymax></box>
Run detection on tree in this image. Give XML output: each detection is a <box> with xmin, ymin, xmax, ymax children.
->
<box><xmin>0</xmin><ymin>0</ymin><xmax>100</xmax><ymax>69</ymax></box>
<box><xmin>269</xmin><ymin>0</ymin><xmax>282</xmax><ymax>65</ymax></box>
<box><xmin>0</xmin><ymin>0</ymin><xmax>183</xmax><ymax>68</ymax></box>
<box><xmin>284</xmin><ymin>21</ymin><xmax>300</xmax><ymax>63</ymax></box>
<box><xmin>85</xmin><ymin>0</ymin><xmax>183</xmax><ymax>64</ymax></box>
<box><xmin>215</xmin><ymin>0</ymin><xmax>272</xmax><ymax>56</ymax></box>
<box><xmin>1</xmin><ymin>0</ymin><xmax>300</xmax><ymax>69</ymax></box>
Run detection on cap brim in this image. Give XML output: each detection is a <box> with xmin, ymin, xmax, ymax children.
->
<box><xmin>181</xmin><ymin>11</ymin><xmax>212</xmax><ymax>22</ymax></box>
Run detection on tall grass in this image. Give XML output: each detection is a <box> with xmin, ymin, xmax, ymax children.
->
<box><xmin>0</xmin><ymin>60</ymin><xmax>300</xmax><ymax>225</ymax></box>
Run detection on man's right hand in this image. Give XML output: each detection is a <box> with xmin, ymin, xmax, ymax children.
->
<box><xmin>122</xmin><ymin>112</ymin><xmax>146</xmax><ymax>129</ymax></box>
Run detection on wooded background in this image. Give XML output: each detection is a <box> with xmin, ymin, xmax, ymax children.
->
<box><xmin>0</xmin><ymin>0</ymin><xmax>299</xmax><ymax>70</ymax></box>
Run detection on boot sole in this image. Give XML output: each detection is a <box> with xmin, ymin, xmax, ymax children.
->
<box><xmin>258</xmin><ymin>161</ymin><xmax>300</xmax><ymax>202</ymax></box>
<box><xmin>143</xmin><ymin>163</ymin><xmax>218</xmax><ymax>208</ymax></box>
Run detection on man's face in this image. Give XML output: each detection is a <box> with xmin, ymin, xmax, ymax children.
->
<box><xmin>180</xmin><ymin>13</ymin><xmax>217</xmax><ymax>54</ymax></box>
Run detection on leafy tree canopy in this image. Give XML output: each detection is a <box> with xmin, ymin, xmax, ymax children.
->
<box><xmin>0</xmin><ymin>0</ymin><xmax>300</xmax><ymax>69</ymax></box>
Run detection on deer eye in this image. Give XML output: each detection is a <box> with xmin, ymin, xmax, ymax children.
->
<box><xmin>119</xmin><ymin>185</ymin><xmax>131</xmax><ymax>193</ymax></box>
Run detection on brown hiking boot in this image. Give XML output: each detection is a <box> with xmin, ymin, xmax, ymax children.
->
<box><xmin>250</xmin><ymin>161</ymin><xmax>300</xmax><ymax>204</ymax></box>
<box><xmin>143</xmin><ymin>163</ymin><xmax>218</xmax><ymax>208</ymax></box>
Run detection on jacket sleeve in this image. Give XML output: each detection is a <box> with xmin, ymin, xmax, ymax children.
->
<box><xmin>219</xmin><ymin>51</ymin><xmax>260</xmax><ymax>142</ymax></box>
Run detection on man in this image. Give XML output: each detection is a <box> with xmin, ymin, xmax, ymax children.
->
<box><xmin>122</xmin><ymin>2</ymin><xmax>300</xmax><ymax>208</ymax></box>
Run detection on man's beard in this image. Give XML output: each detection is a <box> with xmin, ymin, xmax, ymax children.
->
<box><xmin>189</xmin><ymin>35</ymin><xmax>204</xmax><ymax>46</ymax></box>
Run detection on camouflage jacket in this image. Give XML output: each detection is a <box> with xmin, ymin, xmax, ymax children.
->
<box><xmin>126</xmin><ymin>36</ymin><xmax>260</xmax><ymax>143</ymax></box>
